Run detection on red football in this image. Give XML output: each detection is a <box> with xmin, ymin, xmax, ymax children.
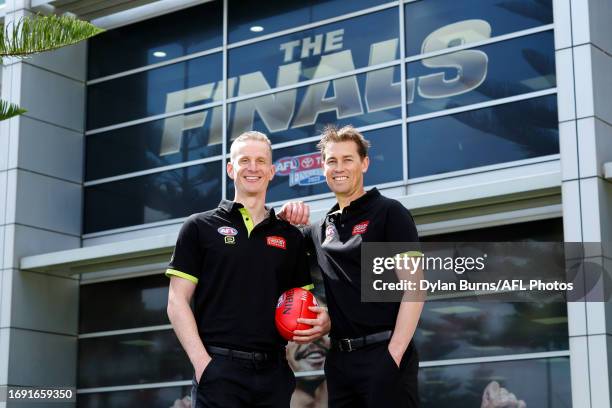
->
<box><xmin>275</xmin><ymin>288</ymin><xmax>318</xmax><ymax>340</ymax></box>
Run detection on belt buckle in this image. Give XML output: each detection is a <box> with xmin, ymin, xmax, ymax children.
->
<box><xmin>338</xmin><ymin>338</ymin><xmax>353</xmax><ymax>352</ymax></box>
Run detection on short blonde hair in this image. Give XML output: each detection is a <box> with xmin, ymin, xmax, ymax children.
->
<box><xmin>230</xmin><ymin>131</ymin><xmax>273</xmax><ymax>162</ymax></box>
<box><xmin>317</xmin><ymin>125</ymin><xmax>370</xmax><ymax>160</ymax></box>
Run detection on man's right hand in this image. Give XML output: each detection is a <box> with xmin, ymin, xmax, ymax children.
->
<box><xmin>278</xmin><ymin>201</ymin><xmax>310</xmax><ymax>225</ymax></box>
<box><xmin>194</xmin><ymin>355</ymin><xmax>213</xmax><ymax>383</ymax></box>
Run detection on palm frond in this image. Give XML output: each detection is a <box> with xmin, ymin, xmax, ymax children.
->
<box><xmin>0</xmin><ymin>100</ymin><xmax>27</xmax><ymax>121</ymax></box>
<box><xmin>0</xmin><ymin>14</ymin><xmax>104</xmax><ymax>58</ymax></box>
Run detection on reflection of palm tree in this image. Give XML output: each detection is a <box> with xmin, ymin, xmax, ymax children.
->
<box><xmin>431</xmin><ymin>45</ymin><xmax>558</xmax><ymax>158</ymax></box>
<box><xmin>497</xmin><ymin>0</ymin><xmax>553</xmax><ymax>25</ymax></box>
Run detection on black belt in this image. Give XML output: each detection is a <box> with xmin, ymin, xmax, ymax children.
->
<box><xmin>207</xmin><ymin>346</ymin><xmax>285</xmax><ymax>362</ymax></box>
<box><xmin>331</xmin><ymin>330</ymin><xmax>392</xmax><ymax>352</ymax></box>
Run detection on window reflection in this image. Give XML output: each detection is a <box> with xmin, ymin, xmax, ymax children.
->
<box><xmin>228</xmin><ymin>0</ymin><xmax>390</xmax><ymax>43</ymax></box>
<box><xmin>228</xmin><ymin>8</ymin><xmax>398</xmax><ymax>95</ymax></box>
<box><xmin>86</xmin><ymin>107</ymin><xmax>223</xmax><ymax>181</ymax></box>
<box><xmin>227</xmin><ymin>68</ymin><xmax>401</xmax><ymax>145</ymax></box>
<box><xmin>80</xmin><ymin>275</ymin><xmax>170</xmax><ymax>334</ymax></box>
<box><xmin>420</xmin><ymin>358</ymin><xmax>570</xmax><ymax>407</ymax></box>
<box><xmin>87</xmin><ymin>53</ymin><xmax>222</xmax><ymax>130</ymax></box>
<box><xmin>405</xmin><ymin>0</ymin><xmax>553</xmax><ymax>57</ymax></box>
<box><xmin>78</xmin><ymin>330</ymin><xmax>191</xmax><ymax>388</ymax></box>
<box><xmin>88</xmin><ymin>1</ymin><xmax>222</xmax><ymax>79</ymax></box>
<box><xmin>406</xmin><ymin>31</ymin><xmax>555</xmax><ymax>117</ymax></box>
<box><xmin>77</xmin><ymin>386</ymin><xmax>192</xmax><ymax>408</ymax></box>
<box><xmin>416</xmin><ymin>302</ymin><xmax>568</xmax><ymax>361</ymax></box>
<box><xmin>407</xmin><ymin>95</ymin><xmax>559</xmax><ymax>179</ymax></box>
<box><xmin>84</xmin><ymin>162</ymin><xmax>222</xmax><ymax>233</ymax></box>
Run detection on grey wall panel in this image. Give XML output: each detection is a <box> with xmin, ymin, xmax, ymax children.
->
<box><xmin>7</xmin><ymin>328</ymin><xmax>76</xmax><ymax>387</ymax></box>
<box><xmin>17</xmin><ymin>117</ymin><xmax>83</xmax><ymax>183</ymax></box>
<box><xmin>25</xmin><ymin>42</ymin><xmax>87</xmax><ymax>83</ymax></box>
<box><xmin>14</xmin><ymin>170</ymin><xmax>81</xmax><ymax>236</ymax></box>
<box><xmin>19</xmin><ymin>64</ymin><xmax>85</xmax><ymax>133</ymax></box>
<box><xmin>591</xmin><ymin>45</ymin><xmax>612</xmax><ymax>125</ymax></box>
<box><xmin>0</xmin><ymin>172</ymin><xmax>6</xmax><ymax>225</ymax></box>
<box><xmin>0</xmin><ymin>328</ymin><xmax>9</xmax><ymax>385</ymax></box>
<box><xmin>2</xmin><ymin>224</ymin><xmax>80</xmax><ymax>270</ymax></box>
<box><xmin>9</xmin><ymin>269</ymin><xmax>78</xmax><ymax>336</ymax></box>
<box><xmin>588</xmin><ymin>0</ymin><xmax>612</xmax><ymax>55</ymax></box>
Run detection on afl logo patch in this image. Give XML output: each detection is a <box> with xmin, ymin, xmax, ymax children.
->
<box><xmin>218</xmin><ymin>226</ymin><xmax>238</xmax><ymax>236</ymax></box>
<box><xmin>325</xmin><ymin>225</ymin><xmax>336</xmax><ymax>239</ymax></box>
<box><xmin>266</xmin><ymin>236</ymin><xmax>287</xmax><ymax>250</ymax></box>
<box><xmin>352</xmin><ymin>221</ymin><xmax>369</xmax><ymax>235</ymax></box>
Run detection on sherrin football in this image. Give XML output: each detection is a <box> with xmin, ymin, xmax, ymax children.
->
<box><xmin>275</xmin><ymin>288</ymin><xmax>318</xmax><ymax>340</ymax></box>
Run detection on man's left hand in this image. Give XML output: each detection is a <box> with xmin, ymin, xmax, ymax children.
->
<box><xmin>292</xmin><ymin>306</ymin><xmax>331</xmax><ymax>343</ymax></box>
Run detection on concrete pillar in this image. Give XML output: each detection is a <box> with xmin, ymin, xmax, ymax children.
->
<box><xmin>0</xmin><ymin>1</ymin><xmax>86</xmax><ymax>406</ymax></box>
<box><xmin>556</xmin><ymin>0</ymin><xmax>612</xmax><ymax>406</ymax></box>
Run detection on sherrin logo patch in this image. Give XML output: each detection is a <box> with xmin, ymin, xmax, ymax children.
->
<box><xmin>267</xmin><ymin>236</ymin><xmax>287</xmax><ymax>250</ymax></box>
<box><xmin>217</xmin><ymin>226</ymin><xmax>238</xmax><ymax>236</ymax></box>
<box><xmin>352</xmin><ymin>221</ymin><xmax>370</xmax><ymax>235</ymax></box>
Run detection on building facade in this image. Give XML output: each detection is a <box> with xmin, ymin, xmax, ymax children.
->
<box><xmin>0</xmin><ymin>0</ymin><xmax>611</xmax><ymax>406</ymax></box>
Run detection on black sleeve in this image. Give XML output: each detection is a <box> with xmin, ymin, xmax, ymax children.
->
<box><xmin>385</xmin><ymin>200</ymin><xmax>419</xmax><ymax>243</ymax></box>
<box><xmin>165</xmin><ymin>215</ymin><xmax>203</xmax><ymax>284</ymax></box>
<box><xmin>299</xmin><ymin>224</ymin><xmax>315</xmax><ymax>255</ymax></box>
<box><xmin>292</xmin><ymin>231</ymin><xmax>314</xmax><ymax>290</ymax></box>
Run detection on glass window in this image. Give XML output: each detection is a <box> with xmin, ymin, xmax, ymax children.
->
<box><xmin>79</xmin><ymin>275</ymin><xmax>169</xmax><ymax>334</ymax></box>
<box><xmin>228</xmin><ymin>0</ymin><xmax>391</xmax><ymax>43</ymax></box>
<box><xmin>228</xmin><ymin>8</ymin><xmax>399</xmax><ymax>96</ymax></box>
<box><xmin>84</xmin><ymin>162</ymin><xmax>222</xmax><ymax>233</ymax></box>
<box><xmin>416</xmin><ymin>219</ymin><xmax>567</xmax><ymax>361</ymax></box>
<box><xmin>88</xmin><ymin>1</ymin><xmax>222</xmax><ymax>79</ymax></box>
<box><xmin>405</xmin><ymin>0</ymin><xmax>553</xmax><ymax>57</ymax></box>
<box><xmin>406</xmin><ymin>31</ymin><xmax>555</xmax><ymax>117</ymax></box>
<box><xmin>423</xmin><ymin>218</ymin><xmax>564</xmax><ymax>242</ymax></box>
<box><xmin>416</xmin><ymin>302</ymin><xmax>568</xmax><ymax>361</ymax></box>
<box><xmin>87</xmin><ymin>53</ymin><xmax>222</xmax><ymax>130</ymax></box>
<box><xmin>78</xmin><ymin>387</ymin><xmax>191</xmax><ymax>408</ymax></box>
<box><xmin>229</xmin><ymin>125</ymin><xmax>402</xmax><ymax>203</ymax></box>
<box><xmin>78</xmin><ymin>330</ymin><xmax>190</xmax><ymax>388</ymax></box>
<box><xmin>86</xmin><ymin>107</ymin><xmax>223</xmax><ymax>181</ymax></box>
<box><xmin>228</xmin><ymin>67</ymin><xmax>401</xmax><ymax>145</ymax></box>
<box><xmin>407</xmin><ymin>94</ymin><xmax>559</xmax><ymax>179</ymax></box>
<box><xmin>420</xmin><ymin>358</ymin><xmax>570</xmax><ymax>407</ymax></box>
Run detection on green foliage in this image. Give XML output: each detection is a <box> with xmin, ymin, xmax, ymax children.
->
<box><xmin>1</xmin><ymin>14</ymin><xmax>103</xmax><ymax>57</ymax></box>
<box><xmin>0</xmin><ymin>14</ymin><xmax>103</xmax><ymax>121</ymax></box>
<box><xmin>0</xmin><ymin>99</ymin><xmax>27</xmax><ymax>121</ymax></box>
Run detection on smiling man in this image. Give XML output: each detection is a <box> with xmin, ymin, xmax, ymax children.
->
<box><xmin>280</xmin><ymin>125</ymin><xmax>423</xmax><ymax>407</ymax></box>
<box><xmin>166</xmin><ymin>131</ymin><xmax>329</xmax><ymax>408</ymax></box>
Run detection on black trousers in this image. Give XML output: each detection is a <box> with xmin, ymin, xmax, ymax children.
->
<box><xmin>324</xmin><ymin>341</ymin><xmax>419</xmax><ymax>408</ymax></box>
<box><xmin>191</xmin><ymin>353</ymin><xmax>296</xmax><ymax>408</ymax></box>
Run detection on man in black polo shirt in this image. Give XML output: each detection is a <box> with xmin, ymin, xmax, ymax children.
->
<box><xmin>280</xmin><ymin>125</ymin><xmax>423</xmax><ymax>407</ymax></box>
<box><xmin>166</xmin><ymin>131</ymin><xmax>330</xmax><ymax>408</ymax></box>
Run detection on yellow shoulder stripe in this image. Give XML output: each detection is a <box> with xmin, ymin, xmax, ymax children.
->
<box><xmin>398</xmin><ymin>251</ymin><xmax>423</xmax><ymax>257</ymax></box>
<box><xmin>165</xmin><ymin>268</ymin><xmax>198</xmax><ymax>284</ymax></box>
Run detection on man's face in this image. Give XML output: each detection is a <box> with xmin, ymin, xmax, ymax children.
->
<box><xmin>286</xmin><ymin>336</ymin><xmax>331</xmax><ymax>374</ymax></box>
<box><xmin>227</xmin><ymin>140</ymin><xmax>275</xmax><ymax>196</ymax></box>
<box><xmin>322</xmin><ymin>141</ymin><xmax>369</xmax><ymax>196</ymax></box>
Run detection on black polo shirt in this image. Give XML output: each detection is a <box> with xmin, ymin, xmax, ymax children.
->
<box><xmin>166</xmin><ymin>200</ymin><xmax>312</xmax><ymax>351</ymax></box>
<box><xmin>305</xmin><ymin>188</ymin><xmax>419</xmax><ymax>340</ymax></box>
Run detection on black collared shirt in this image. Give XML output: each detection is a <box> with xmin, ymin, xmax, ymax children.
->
<box><xmin>305</xmin><ymin>188</ymin><xmax>419</xmax><ymax>339</ymax></box>
<box><xmin>167</xmin><ymin>200</ymin><xmax>312</xmax><ymax>351</ymax></box>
